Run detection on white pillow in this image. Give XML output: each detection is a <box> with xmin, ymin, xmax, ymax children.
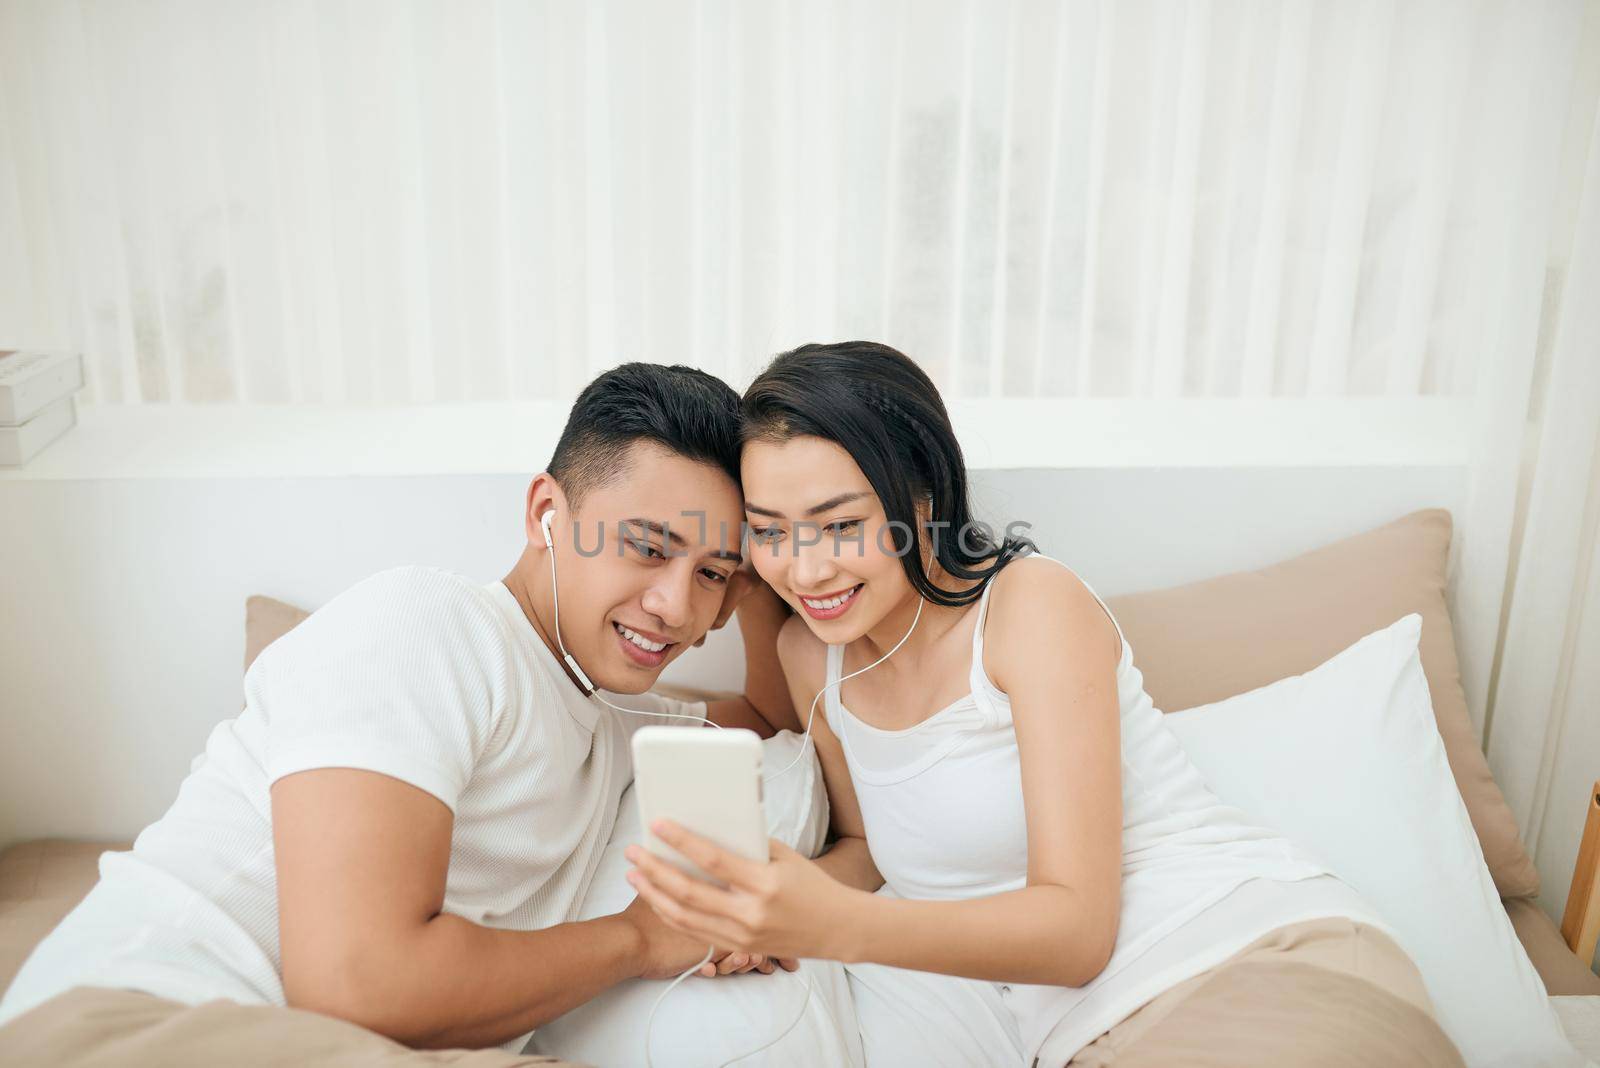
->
<box><xmin>1165</xmin><ymin>614</ymin><xmax>1582</xmax><ymax>1068</ymax></box>
<box><xmin>528</xmin><ymin>730</ymin><xmax>861</xmax><ymax>1068</ymax></box>
<box><xmin>761</xmin><ymin>729</ymin><xmax>831</xmax><ymax>861</ymax></box>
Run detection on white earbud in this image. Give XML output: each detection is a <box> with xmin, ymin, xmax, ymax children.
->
<box><xmin>543</xmin><ymin>499</ymin><xmax>924</xmax><ymax>777</ymax></box>
<box><xmin>643</xmin><ymin>588</ymin><xmax>923</xmax><ymax>1068</ymax></box>
<box><xmin>767</xmin><ymin>593</ymin><xmax>922</xmax><ymax>780</ymax></box>
<box><xmin>539</xmin><ymin>500</ymin><xmax>918</xmax><ymax>1067</ymax></box>
<box><xmin>538</xmin><ymin>507</ymin><xmax>709</xmax><ymax>725</ymax></box>
<box><xmin>540</xmin><ymin>508</ymin><xmax>596</xmax><ymax>693</ymax></box>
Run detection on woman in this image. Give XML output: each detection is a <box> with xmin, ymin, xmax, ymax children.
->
<box><xmin>625</xmin><ymin>341</ymin><xmax>1462</xmax><ymax>1066</ymax></box>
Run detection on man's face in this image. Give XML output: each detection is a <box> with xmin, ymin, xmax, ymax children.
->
<box><xmin>547</xmin><ymin>443</ymin><xmax>744</xmax><ymax>693</ymax></box>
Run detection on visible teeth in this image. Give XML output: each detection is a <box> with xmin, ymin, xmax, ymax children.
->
<box><xmin>617</xmin><ymin>624</ymin><xmax>668</xmax><ymax>652</ymax></box>
<box><xmin>803</xmin><ymin>586</ymin><xmax>858</xmax><ymax>610</ymax></box>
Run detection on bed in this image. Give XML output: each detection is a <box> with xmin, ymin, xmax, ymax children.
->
<box><xmin>5</xmin><ymin>839</ymin><xmax>1597</xmax><ymax>1062</ymax></box>
<box><xmin>2</xmin><ymin>507</ymin><xmax>1597</xmax><ymax>1064</ymax></box>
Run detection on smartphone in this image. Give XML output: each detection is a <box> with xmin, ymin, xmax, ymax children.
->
<box><xmin>631</xmin><ymin>726</ymin><xmax>768</xmax><ymax>886</ymax></box>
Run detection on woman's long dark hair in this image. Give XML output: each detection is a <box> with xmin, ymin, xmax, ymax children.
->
<box><xmin>741</xmin><ymin>341</ymin><xmax>1034</xmax><ymax>608</ymax></box>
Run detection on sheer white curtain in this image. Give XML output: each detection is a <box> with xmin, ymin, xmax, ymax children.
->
<box><xmin>1473</xmin><ymin>89</ymin><xmax>1600</xmax><ymax>942</ymax></box>
<box><xmin>0</xmin><ymin>0</ymin><xmax>1586</xmax><ymax>406</ymax></box>
<box><xmin>4</xmin><ymin>0</ymin><xmax>1600</xmax><ymax>919</ymax></box>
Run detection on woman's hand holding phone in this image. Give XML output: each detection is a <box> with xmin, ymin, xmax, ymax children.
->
<box><xmin>620</xmin><ymin>894</ymin><xmax>785</xmax><ymax>979</ymax></box>
<box><xmin>625</xmin><ymin>820</ymin><xmax>858</xmax><ymax>965</ymax></box>
<box><xmin>627</xmin><ymin>729</ymin><xmax>812</xmax><ymax>972</ymax></box>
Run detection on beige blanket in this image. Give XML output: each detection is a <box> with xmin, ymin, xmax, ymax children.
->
<box><xmin>1064</xmin><ymin>917</ymin><xmax>1464</xmax><ymax>1067</ymax></box>
<box><xmin>0</xmin><ymin>987</ymin><xmax>582</xmax><ymax>1067</ymax></box>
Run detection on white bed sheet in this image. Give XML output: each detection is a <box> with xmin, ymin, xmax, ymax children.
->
<box><xmin>1552</xmin><ymin>997</ymin><xmax>1600</xmax><ymax>1066</ymax></box>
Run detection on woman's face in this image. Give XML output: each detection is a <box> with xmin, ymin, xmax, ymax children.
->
<box><xmin>741</xmin><ymin>434</ymin><xmax>917</xmax><ymax>643</ymax></box>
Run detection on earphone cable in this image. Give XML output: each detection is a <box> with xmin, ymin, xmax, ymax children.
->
<box><xmin>764</xmin><ymin>594</ymin><xmax>923</xmax><ymax>781</ymax></box>
<box><xmin>543</xmin><ymin>513</ymin><xmax>924</xmax><ymax>1065</ymax></box>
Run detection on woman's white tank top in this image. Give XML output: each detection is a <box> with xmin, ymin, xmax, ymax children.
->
<box><xmin>826</xmin><ymin>555</ymin><xmax>1387</xmax><ymax>1063</ymax></box>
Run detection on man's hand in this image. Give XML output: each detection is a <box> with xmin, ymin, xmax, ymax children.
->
<box><xmin>712</xmin><ymin>951</ymin><xmax>792</xmax><ymax>975</ymax></box>
<box><xmin>279</xmin><ymin>769</ymin><xmax>770</xmax><ymax>1047</ymax></box>
<box><xmin>695</xmin><ymin>563</ymin><xmax>761</xmax><ymax>647</ymax></box>
<box><xmin>619</xmin><ymin>893</ymin><xmax>731</xmax><ymax>979</ymax></box>
<box><xmin>619</xmin><ymin>893</ymin><xmax>796</xmax><ymax>979</ymax></box>
<box><xmin>700</xmin><ymin>572</ymin><xmax>799</xmax><ymax>733</ymax></box>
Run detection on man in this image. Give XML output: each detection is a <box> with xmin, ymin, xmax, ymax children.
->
<box><xmin>0</xmin><ymin>363</ymin><xmax>797</xmax><ymax>1063</ymax></box>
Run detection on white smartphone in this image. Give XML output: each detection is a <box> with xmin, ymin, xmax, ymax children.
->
<box><xmin>631</xmin><ymin>726</ymin><xmax>768</xmax><ymax>886</ymax></box>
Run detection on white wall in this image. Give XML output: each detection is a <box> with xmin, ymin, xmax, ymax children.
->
<box><xmin>0</xmin><ymin>463</ymin><xmax>1466</xmax><ymax>853</ymax></box>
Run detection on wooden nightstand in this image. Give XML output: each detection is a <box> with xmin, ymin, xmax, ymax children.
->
<box><xmin>1562</xmin><ymin>780</ymin><xmax>1600</xmax><ymax>972</ymax></box>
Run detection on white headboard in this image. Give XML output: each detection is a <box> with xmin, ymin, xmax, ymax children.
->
<box><xmin>0</xmin><ymin>462</ymin><xmax>1464</xmax><ymax>849</ymax></box>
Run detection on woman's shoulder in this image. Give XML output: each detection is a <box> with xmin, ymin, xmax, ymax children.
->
<box><xmin>986</xmin><ymin>553</ymin><xmax>1086</xmax><ymax>606</ymax></box>
<box><xmin>776</xmin><ymin>612</ymin><xmax>829</xmax><ymax>689</ymax></box>
<box><xmin>983</xmin><ymin>556</ymin><xmax>1122</xmax><ymax>682</ymax></box>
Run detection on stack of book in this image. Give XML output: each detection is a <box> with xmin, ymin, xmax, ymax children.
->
<box><xmin>0</xmin><ymin>351</ymin><xmax>85</xmax><ymax>467</ymax></box>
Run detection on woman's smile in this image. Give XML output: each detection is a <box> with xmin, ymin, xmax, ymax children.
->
<box><xmin>798</xmin><ymin>583</ymin><xmax>864</xmax><ymax>621</ymax></box>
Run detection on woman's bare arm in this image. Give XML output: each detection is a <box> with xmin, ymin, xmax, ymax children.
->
<box><xmin>628</xmin><ymin>559</ymin><xmax>1123</xmax><ymax>988</ymax></box>
<box><xmin>836</xmin><ymin>559</ymin><xmax>1123</xmax><ymax>983</ymax></box>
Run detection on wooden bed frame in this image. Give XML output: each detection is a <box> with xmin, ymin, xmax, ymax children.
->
<box><xmin>1563</xmin><ymin>779</ymin><xmax>1600</xmax><ymax>969</ymax></box>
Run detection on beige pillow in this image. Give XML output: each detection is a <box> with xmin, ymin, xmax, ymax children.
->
<box><xmin>1105</xmin><ymin>508</ymin><xmax>1540</xmax><ymax>900</ymax></box>
<box><xmin>238</xmin><ymin>511</ymin><xmax>1538</xmax><ymax>902</ymax></box>
<box><xmin>244</xmin><ymin>595</ymin><xmax>310</xmax><ymax>673</ymax></box>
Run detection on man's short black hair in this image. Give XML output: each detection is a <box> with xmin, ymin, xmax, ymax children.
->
<box><xmin>547</xmin><ymin>363</ymin><xmax>742</xmax><ymax>509</ymax></box>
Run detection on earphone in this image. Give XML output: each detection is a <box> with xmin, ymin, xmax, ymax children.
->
<box><xmin>765</xmin><ymin>594</ymin><xmax>922</xmax><ymax>781</ymax></box>
<box><xmin>540</xmin><ymin>507</ymin><xmax>923</xmax><ymax>747</ymax></box>
<box><xmin>541</xmin><ymin>508</ymin><xmax>712</xmax><ymax>728</ymax></box>
<box><xmin>540</xmin><ymin>506</ymin><xmax>920</xmax><ymax>1066</ymax></box>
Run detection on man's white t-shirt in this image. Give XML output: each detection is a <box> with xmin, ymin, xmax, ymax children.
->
<box><xmin>0</xmin><ymin>566</ymin><xmax>704</xmax><ymax>1051</ymax></box>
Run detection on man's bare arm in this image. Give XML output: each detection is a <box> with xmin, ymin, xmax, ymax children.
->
<box><xmin>706</xmin><ymin>581</ymin><xmax>798</xmax><ymax>734</ymax></box>
<box><xmin>273</xmin><ymin>767</ymin><xmax>713</xmax><ymax>1049</ymax></box>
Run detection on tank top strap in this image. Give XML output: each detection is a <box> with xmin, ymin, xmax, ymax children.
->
<box><xmin>968</xmin><ymin>574</ymin><xmax>1000</xmax><ymax>672</ymax></box>
<box><xmin>965</xmin><ymin>554</ymin><xmax>1127</xmax><ymax>725</ymax></box>
<box><xmin>824</xmin><ymin>641</ymin><xmax>874</xmax><ymax>769</ymax></box>
<box><xmin>823</xmin><ymin>642</ymin><xmax>846</xmax><ymax>720</ymax></box>
<box><xmin>968</xmin><ymin>575</ymin><xmax>1005</xmax><ymax>728</ymax></box>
